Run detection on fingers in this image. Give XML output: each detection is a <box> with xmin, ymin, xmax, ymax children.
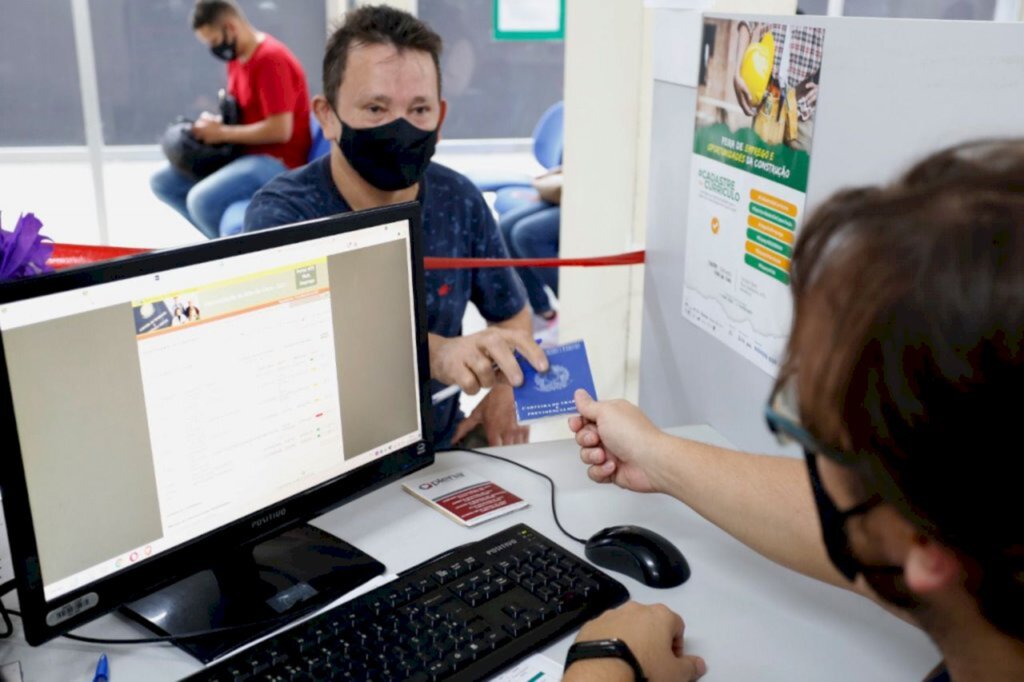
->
<box><xmin>683</xmin><ymin>655</ymin><xmax>708</xmax><ymax>680</ymax></box>
<box><xmin>484</xmin><ymin>339</ymin><xmax>521</xmax><ymax>387</ymax></box>
<box><xmin>452</xmin><ymin>411</ymin><xmax>482</xmax><ymax>445</ymax></box>
<box><xmin>452</xmin><ymin>420</ymin><xmax>472</xmax><ymax>445</ymax></box>
<box><xmin>587</xmin><ymin>460</ymin><xmax>616</xmax><ymax>483</ymax></box>
<box><xmin>574</xmin><ymin>423</ymin><xmax>600</xmax><ymax>448</ymax></box>
<box><xmin>468</xmin><ymin>353</ymin><xmax>498</xmax><ymax>389</ymax></box>
<box><xmin>574</xmin><ymin>389</ymin><xmax>599</xmax><ymax>420</ymax></box>
<box><xmin>454</xmin><ymin>366</ymin><xmax>482</xmax><ymax>395</ymax></box>
<box><xmin>579</xmin><ymin>445</ymin><xmax>606</xmax><ymax>466</ymax></box>
<box><xmin>512</xmin><ymin>336</ymin><xmax>549</xmax><ymax>375</ymax></box>
<box><xmin>568</xmin><ymin>415</ymin><xmax>584</xmax><ymax>433</ymax></box>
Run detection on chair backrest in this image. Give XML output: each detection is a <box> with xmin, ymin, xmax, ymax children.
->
<box><xmin>532</xmin><ymin>101</ymin><xmax>564</xmax><ymax>170</ymax></box>
<box><xmin>308</xmin><ymin>111</ymin><xmax>332</xmax><ymax>162</ymax></box>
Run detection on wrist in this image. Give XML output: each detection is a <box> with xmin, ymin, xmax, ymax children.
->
<box><xmin>643</xmin><ymin>430</ymin><xmax>679</xmax><ymax>495</ymax></box>
<box><xmin>564</xmin><ymin>658</ymin><xmax>635</xmax><ymax>682</ymax></box>
<box><xmin>566</xmin><ymin>638</ymin><xmax>646</xmax><ymax>682</ymax></box>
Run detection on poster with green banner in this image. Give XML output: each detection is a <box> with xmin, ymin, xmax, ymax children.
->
<box><xmin>681</xmin><ymin>17</ymin><xmax>825</xmax><ymax>375</ymax></box>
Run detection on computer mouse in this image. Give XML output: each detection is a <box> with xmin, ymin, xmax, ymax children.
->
<box><xmin>585</xmin><ymin>525</ymin><xmax>691</xmax><ymax>588</ymax></box>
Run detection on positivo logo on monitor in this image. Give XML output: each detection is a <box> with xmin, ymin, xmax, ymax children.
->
<box><xmin>251</xmin><ymin>507</ymin><xmax>287</xmax><ymax>529</ymax></box>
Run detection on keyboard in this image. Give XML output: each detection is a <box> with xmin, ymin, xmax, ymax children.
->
<box><xmin>186</xmin><ymin>523</ymin><xmax>629</xmax><ymax>682</ymax></box>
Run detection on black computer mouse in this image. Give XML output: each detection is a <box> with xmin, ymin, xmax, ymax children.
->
<box><xmin>584</xmin><ymin>525</ymin><xmax>691</xmax><ymax>588</ymax></box>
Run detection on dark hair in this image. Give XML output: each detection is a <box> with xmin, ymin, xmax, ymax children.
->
<box><xmin>191</xmin><ymin>0</ymin><xmax>241</xmax><ymax>30</ymax></box>
<box><xmin>778</xmin><ymin>139</ymin><xmax>1024</xmax><ymax>638</ymax></box>
<box><xmin>323</xmin><ymin>5</ymin><xmax>443</xmax><ymax>103</ymax></box>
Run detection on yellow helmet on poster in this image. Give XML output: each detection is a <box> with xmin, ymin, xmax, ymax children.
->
<box><xmin>740</xmin><ymin>31</ymin><xmax>775</xmax><ymax>105</ymax></box>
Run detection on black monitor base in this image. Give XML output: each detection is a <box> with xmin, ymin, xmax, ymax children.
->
<box><xmin>122</xmin><ymin>524</ymin><xmax>385</xmax><ymax>663</ymax></box>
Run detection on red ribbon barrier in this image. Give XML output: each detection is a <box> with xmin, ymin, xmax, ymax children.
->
<box><xmin>48</xmin><ymin>243</ymin><xmax>645</xmax><ymax>270</ymax></box>
<box><xmin>49</xmin><ymin>243</ymin><xmax>149</xmax><ymax>269</ymax></box>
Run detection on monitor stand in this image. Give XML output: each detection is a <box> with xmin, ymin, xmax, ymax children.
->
<box><xmin>122</xmin><ymin>523</ymin><xmax>385</xmax><ymax>663</ymax></box>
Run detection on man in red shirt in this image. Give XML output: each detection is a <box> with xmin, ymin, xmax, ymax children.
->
<box><xmin>151</xmin><ymin>0</ymin><xmax>310</xmax><ymax>239</ymax></box>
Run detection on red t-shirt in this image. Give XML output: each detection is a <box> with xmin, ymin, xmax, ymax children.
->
<box><xmin>227</xmin><ymin>34</ymin><xmax>311</xmax><ymax>169</ymax></box>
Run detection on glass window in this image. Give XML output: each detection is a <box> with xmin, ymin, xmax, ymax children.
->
<box><xmin>0</xmin><ymin>0</ymin><xmax>86</xmax><ymax>146</ymax></box>
<box><xmin>842</xmin><ymin>0</ymin><xmax>997</xmax><ymax>19</ymax></box>
<box><xmin>90</xmin><ymin>0</ymin><xmax>326</xmax><ymax>146</ymax></box>
<box><xmin>418</xmin><ymin>0</ymin><xmax>564</xmax><ymax>139</ymax></box>
<box><xmin>797</xmin><ymin>0</ymin><xmax>830</xmax><ymax>14</ymax></box>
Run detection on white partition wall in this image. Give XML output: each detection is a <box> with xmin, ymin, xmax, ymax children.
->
<box><xmin>638</xmin><ymin>11</ymin><xmax>1024</xmax><ymax>454</ymax></box>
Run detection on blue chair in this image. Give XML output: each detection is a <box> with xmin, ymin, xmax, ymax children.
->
<box><xmin>218</xmin><ymin>111</ymin><xmax>332</xmax><ymax>237</ymax></box>
<box><xmin>467</xmin><ymin>101</ymin><xmax>564</xmax><ymax>216</ymax></box>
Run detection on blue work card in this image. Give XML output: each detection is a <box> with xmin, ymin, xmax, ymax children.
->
<box><xmin>514</xmin><ymin>340</ymin><xmax>598</xmax><ymax>423</ymax></box>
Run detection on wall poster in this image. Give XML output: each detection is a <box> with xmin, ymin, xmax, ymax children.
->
<box><xmin>682</xmin><ymin>18</ymin><xmax>826</xmax><ymax>375</ymax></box>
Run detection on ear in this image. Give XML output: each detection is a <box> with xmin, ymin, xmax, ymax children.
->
<box><xmin>436</xmin><ymin>99</ymin><xmax>448</xmax><ymax>144</ymax></box>
<box><xmin>904</xmin><ymin>534</ymin><xmax>963</xmax><ymax>596</ymax></box>
<box><xmin>312</xmin><ymin>95</ymin><xmax>339</xmax><ymax>141</ymax></box>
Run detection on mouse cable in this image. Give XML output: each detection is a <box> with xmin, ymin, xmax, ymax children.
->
<box><xmin>439</xmin><ymin>447</ymin><xmax>588</xmax><ymax>545</ymax></box>
<box><xmin>0</xmin><ymin>449</ymin><xmax>586</xmax><ymax>645</ymax></box>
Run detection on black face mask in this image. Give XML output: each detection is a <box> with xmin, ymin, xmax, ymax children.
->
<box><xmin>210</xmin><ymin>28</ymin><xmax>237</xmax><ymax>61</ymax></box>
<box><xmin>805</xmin><ymin>450</ymin><xmax>906</xmax><ymax>584</ymax></box>
<box><xmin>333</xmin><ymin>111</ymin><xmax>437</xmax><ymax>191</ymax></box>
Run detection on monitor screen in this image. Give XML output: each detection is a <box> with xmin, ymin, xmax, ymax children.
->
<box><xmin>0</xmin><ymin>203</ymin><xmax>433</xmax><ymax>647</ymax></box>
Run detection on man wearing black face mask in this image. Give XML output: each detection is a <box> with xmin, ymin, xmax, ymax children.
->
<box><xmin>150</xmin><ymin>0</ymin><xmax>310</xmax><ymax>239</ymax></box>
<box><xmin>559</xmin><ymin>140</ymin><xmax>1024</xmax><ymax>682</ymax></box>
<box><xmin>244</xmin><ymin>6</ymin><xmax>549</xmax><ymax>450</ymax></box>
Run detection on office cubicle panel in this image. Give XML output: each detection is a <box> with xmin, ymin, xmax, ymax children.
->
<box><xmin>639</xmin><ymin>13</ymin><xmax>1024</xmax><ymax>455</ymax></box>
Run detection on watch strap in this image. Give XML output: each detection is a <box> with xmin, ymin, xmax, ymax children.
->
<box><xmin>565</xmin><ymin>638</ymin><xmax>647</xmax><ymax>681</ymax></box>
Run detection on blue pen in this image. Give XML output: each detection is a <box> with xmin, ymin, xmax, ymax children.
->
<box><xmin>93</xmin><ymin>654</ymin><xmax>109</xmax><ymax>682</ymax></box>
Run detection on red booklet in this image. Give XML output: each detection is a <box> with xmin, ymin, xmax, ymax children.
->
<box><xmin>402</xmin><ymin>470</ymin><xmax>529</xmax><ymax>527</ymax></box>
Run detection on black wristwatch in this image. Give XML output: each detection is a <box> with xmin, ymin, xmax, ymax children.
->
<box><xmin>565</xmin><ymin>638</ymin><xmax>647</xmax><ymax>681</ymax></box>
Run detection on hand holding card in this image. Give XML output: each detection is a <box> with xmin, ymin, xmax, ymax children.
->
<box><xmin>513</xmin><ymin>340</ymin><xmax>598</xmax><ymax>423</ymax></box>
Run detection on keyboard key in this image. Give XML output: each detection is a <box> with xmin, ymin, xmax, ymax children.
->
<box><xmin>432</xmin><ymin>568</ymin><xmax>455</xmax><ymax>584</ymax></box>
<box><xmin>502</xmin><ymin>604</ymin><xmax>525</xmax><ymax>619</ymax></box>
<box><xmin>462</xmin><ymin>589</ymin><xmax>483</xmax><ymax>607</ymax></box>
<box><xmin>425</xmin><ymin>660</ymin><xmax>449</xmax><ymax>680</ymax></box>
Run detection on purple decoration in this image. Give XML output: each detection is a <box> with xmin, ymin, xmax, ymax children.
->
<box><xmin>0</xmin><ymin>212</ymin><xmax>54</xmax><ymax>281</ymax></box>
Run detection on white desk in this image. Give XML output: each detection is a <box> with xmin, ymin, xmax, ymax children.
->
<box><xmin>0</xmin><ymin>426</ymin><xmax>940</xmax><ymax>681</ymax></box>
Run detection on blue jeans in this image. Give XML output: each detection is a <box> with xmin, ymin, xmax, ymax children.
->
<box><xmin>499</xmin><ymin>202</ymin><xmax>560</xmax><ymax>314</ymax></box>
<box><xmin>150</xmin><ymin>155</ymin><xmax>287</xmax><ymax>239</ymax></box>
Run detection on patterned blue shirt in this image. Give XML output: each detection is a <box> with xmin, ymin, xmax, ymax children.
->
<box><xmin>244</xmin><ymin>155</ymin><xmax>528</xmax><ymax>447</ymax></box>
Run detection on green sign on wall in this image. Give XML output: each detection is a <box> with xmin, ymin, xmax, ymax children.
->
<box><xmin>493</xmin><ymin>0</ymin><xmax>565</xmax><ymax>41</ymax></box>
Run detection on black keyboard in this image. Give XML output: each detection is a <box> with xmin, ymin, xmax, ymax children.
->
<box><xmin>185</xmin><ymin>524</ymin><xmax>629</xmax><ymax>682</ymax></box>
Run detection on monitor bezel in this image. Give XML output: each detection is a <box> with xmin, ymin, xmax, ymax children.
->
<box><xmin>0</xmin><ymin>202</ymin><xmax>435</xmax><ymax>645</ymax></box>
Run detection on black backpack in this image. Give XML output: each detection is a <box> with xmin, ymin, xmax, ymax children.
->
<box><xmin>160</xmin><ymin>89</ymin><xmax>243</xmax><ymax>180</ymax></box>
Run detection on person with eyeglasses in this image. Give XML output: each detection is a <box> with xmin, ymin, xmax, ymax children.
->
<box><xmin>563</xmin><ymin>139</ymin><xmax>1024</xmax><ymax>682</ymax></box>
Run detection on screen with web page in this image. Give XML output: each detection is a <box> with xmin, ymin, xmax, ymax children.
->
<box><xmin>0</xmin><ymin>220</ymin><xmax>422</xmax><ymax>602</ymax></box>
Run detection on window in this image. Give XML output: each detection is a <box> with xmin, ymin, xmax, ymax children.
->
<box><xmin>418</xmin><ymin>0</ymin><xmax>564</xmax><ymax>139</ymax></box>
<box><xmin>0</xmin><ymin>0</ymin><xmax>86</xmax><ymax>146</ymax></box>
<box><xmin>842</xmin><ymin>0</ymin><xmax>997</xmax><ymax>19</ymax></box>
<box><xmin>90</xmin><ymin>0</ymin><xmax>326</xmax><ymax>145</ymax></box>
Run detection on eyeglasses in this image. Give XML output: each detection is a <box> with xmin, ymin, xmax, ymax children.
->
<box><xmin>764</xmin><ymin>378</ymin><xmax>860</xmax><ymax>467</ymax></box>
<box><xmin>764</xmin><ymin>379</ymin><xmax>886</xmax><ymax>581</ymax></box>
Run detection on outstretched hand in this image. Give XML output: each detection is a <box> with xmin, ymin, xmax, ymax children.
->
<box><xmin>569</xmin><ymin>390</ymin><xmax>667</xmax><ymax>494</ymax></box>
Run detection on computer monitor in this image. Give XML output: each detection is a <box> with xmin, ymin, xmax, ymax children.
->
<box><xmin>0</xmin><ymin>203</ymin><xmax>434</xmax><ymax>661</ymax></box>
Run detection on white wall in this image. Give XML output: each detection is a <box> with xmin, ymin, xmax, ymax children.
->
<box><xmin>559</xmin><ymin>0</ymin><xmax>794</xmax><ymax>402</ymax></box>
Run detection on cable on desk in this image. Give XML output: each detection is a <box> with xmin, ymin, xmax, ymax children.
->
<box><xmin>0</xmin><ymin>448</ymin><xmax>588</xmax><ymax>646</ymax></box>
<box><xmin>439</xmin><ymin>447</ymin><xmax>588</xmax><ymax>545</ymax></box>
<box><xmin>0</xmin><ymin>579</ymin><xmax>16</xmax><ymax>639</ymax></box>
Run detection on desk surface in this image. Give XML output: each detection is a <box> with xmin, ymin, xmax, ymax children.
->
<box><xmin>0</xmin><ymin>426</ymin><xmax>940</xmax><ymax>681</ymax></box>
